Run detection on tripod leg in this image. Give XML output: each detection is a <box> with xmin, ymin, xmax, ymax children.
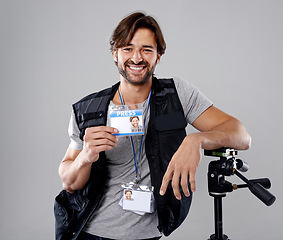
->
<box><xmin>209</xmin><ymin>195</ymin><xmax>229</xmax><ymax>240</ymax></box>
<box><xmin>214</xmin><ymin>196</ymin><xmax>223</xmax><ymax>239</ymax></box>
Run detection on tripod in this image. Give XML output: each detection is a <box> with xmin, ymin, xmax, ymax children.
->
<box><xmin>204</xmin><ymin>148</ymin><xmax>276</xmax><ymax>240</ymax></box>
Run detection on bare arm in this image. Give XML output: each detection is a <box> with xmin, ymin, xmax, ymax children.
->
<box><xmin>59</xmin><ymin>126</ymin><xmax>118</xmax><ymax>193</ymax></box>
<box><xmin>160</xmin><ymin>106</ymin><xmax>251</xmax><ymax>200</ymax></box>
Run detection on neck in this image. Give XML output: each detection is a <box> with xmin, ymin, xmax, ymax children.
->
<box><xmin>114</xmin><ymin>77</ymin><xmax>153</xmax><ymax>105</ymax></box>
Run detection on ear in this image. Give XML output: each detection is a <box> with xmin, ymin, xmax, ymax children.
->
<box><xmin>156</xmin><ymin>53</ymin><xmax>161</xmax><ymax>64</ymax></box>
<box><xmin>113</xmin><ymin>50</ymin><xmax>118</xmax><ymax>63</ymax></box>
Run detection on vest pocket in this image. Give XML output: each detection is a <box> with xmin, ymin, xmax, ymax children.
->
<box><xmin>153</xmin><ymin>112</ymin><xmax>187</xmax><ymax>170</ymax></box>
<box><xmin>54</xmin><ymin>191</ymin><xmax>75</xmax><ymax>230</ymax></box>
<box><xmin>54</xmin><ymin>190</ymin><xmax>87</xmax><ymax>227</ymax></box>
<box><xmin>76</xmin><ymin>111</ymin><xmax>106</xmax><ymax>140</ymax></box>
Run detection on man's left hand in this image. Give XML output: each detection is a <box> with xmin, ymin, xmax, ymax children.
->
<box><xmin>159</xmin><ymin>134</ymin><xmax>201</xmax><ymax>200</ymax></box>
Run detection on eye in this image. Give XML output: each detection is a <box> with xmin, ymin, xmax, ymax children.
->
<box><xmin>143</xmin><ymin>48</ymin><xmax>153</xmax><ymax>53</ymax></box>
<box><xmin>123</xmin><ymin>47</ymin><xmax>132</xmax><ymax>52</ymax></box>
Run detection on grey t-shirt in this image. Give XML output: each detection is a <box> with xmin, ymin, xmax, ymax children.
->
<box><xmin>67</xmin><ymin>77</ymin><xmax>212</xmax><ymax>239</ymax></box>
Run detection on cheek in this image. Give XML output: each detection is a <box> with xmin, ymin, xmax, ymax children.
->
<box><xmin>119</xmin><ymin>57</ymin><xmax>131</xmax><ymax>68</ymax></box>
<box><xmin>146</xmin><ymin>55</ymin><xmax>159</xmax><ymax>66</ymax></box>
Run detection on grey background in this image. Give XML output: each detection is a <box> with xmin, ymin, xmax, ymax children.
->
<box><xmin>1</xmin><ymin>0</ymin><xmax>282</xmax><ymax>239</ymax></box>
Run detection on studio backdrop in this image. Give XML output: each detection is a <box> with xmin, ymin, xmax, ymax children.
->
<box><xmin>0</xmin><ymin>1</ymin><xmax>282</xmax><ymax>239</ymax></box>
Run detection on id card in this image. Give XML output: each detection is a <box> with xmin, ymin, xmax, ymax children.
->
<box><xmin>109</xmin><ymin>105</ymin><xmax>144</xmax><ymax>136</ymax></box>
<box><xmin>119</xmin><ymin>182</ymin><xmax>155</xmax><ymax>215</ymax></box>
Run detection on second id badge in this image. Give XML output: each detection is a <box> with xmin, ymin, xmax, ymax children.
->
<box><xmin>119</xmin><ymin>182</ymin><xmax>155</xmax><ymax>215</ymax></box>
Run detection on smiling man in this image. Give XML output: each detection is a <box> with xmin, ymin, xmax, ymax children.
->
<box><xmin>114</xmin><ymin>28</ymin><xmax>160</xmax><ymax>87</ymax></box>
<box><xmin>130</xmin><ymin>116</ymin><xmax>142</xmax><ymax>132</ymax></box>
<box><xmin>55</xmin><ymin>12</ymin><xmax>251</xmax><ymax>240</ymax></box>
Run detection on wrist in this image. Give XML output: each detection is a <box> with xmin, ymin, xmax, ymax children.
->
<box><xmin>186</xmin><ymin>131</ymin><xmax>223</xmax><ymax>150</ymax></box>
<box><xmin>77</xmin><ymin>150</ymin><xmax>93</xmax><ymax>168</ymax></box>
<box><xmin>185</xmin><ymin>133</ymin><xmax>203</xmax><ymax>149</ymax></box>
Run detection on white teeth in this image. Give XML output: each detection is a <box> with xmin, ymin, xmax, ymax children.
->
<box><xmin>129</xmin><ymin>66</ymin><xmax>143</xmax><ymax>70</ymax></box>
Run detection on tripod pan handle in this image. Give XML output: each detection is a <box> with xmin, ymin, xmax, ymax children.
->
<box><xmin>249</xmin><ymin>183</ymin><xmax>276</xmax><ymax>206</ymax></box>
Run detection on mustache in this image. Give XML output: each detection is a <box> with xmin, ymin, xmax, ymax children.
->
<box><xmin>125</xmin><ymin>59</ymin><xmax>149</xmax><ymax>66</ymax></box>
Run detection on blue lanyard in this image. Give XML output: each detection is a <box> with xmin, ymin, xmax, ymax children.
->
<box><xmin>118</xmin><ymin>88</ymin><xmax>152</xmax><ymax>182</ymax></box>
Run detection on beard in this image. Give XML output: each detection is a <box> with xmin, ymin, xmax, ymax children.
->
<box><xmin>117</xmin><ymin>58</ymin><xmax>157</xmax><ymax>86</ymax></box>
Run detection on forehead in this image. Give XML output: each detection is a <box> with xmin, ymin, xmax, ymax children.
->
<box><xmin>128</xmin><ymin>28</ymin><xmax>157</xmax><ymax>48</ymax></box>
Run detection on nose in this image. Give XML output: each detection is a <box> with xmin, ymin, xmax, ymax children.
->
<box><xmin>131</xmin><ymin>50</ymin><xmax>143</xmax><ymax>64</ymax></box>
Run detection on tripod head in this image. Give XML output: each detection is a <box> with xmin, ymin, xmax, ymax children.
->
<box><xmin>204</xmin><ymin>148</ymin><xmax>276</xmax><ymax>206</ymax></box>
<box><xmin>204</xmin><ymin>148</ymin><xmax>276</xmax><ymax>240</ymax></box>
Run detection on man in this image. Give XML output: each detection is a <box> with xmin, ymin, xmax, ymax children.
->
<box><xmin>125</xmin><ymin>190</ymin><xmax>133</xmax><ymax>201</ymax></box>
<box><xmin>55</xmin><ymin>12</ymin><xmax>251</xmax><ymax>240</ymax></box>
<box><xmin>130</xmin><ymin>116</ymin><xmax>143</xmax><ymax>132</ymax></box>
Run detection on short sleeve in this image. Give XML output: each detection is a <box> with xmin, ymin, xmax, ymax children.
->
<box><xmin>68</xmin><ymin>110</ymin><xmax>83</xmax><ymax>150</ymax></box>
<box><xmin>173</xmin><ymin>77</ymin><xmax>213</xmax><ymax>125</ymax></box>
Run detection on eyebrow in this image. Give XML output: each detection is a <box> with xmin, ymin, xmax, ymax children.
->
<box><xmin>125</xmin><ymin>44</ymin><xmax>155</xmax><ymax>49</ymax></box>
<box><xmin>143</xmin><ymin>45</ymin><xmax>155</xmax><ymax>50</ymax></box>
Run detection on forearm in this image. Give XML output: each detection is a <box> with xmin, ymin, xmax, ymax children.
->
<box><xmin>59</xmin><ymin>151</ymin><xmax>92</xmax><ymax>193</ymax></box>
<box><xmin>160</xmin><ymin>108</ymin><xmax>251</xmax><ymax>199</ymax></box>
<box><xmin>190</xmin><ymin>118</ymin><xmax>251</xmax><ymax>151</ymax></box>
<box><xmin>59</xmin><ymin>126</ymin><xmax>118</xmax><ymax>193</ymax></box>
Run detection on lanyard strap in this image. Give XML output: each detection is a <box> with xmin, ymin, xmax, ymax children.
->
<box><xmin>118</xmin><ymin>88</ymin><xmax>152</xmax><ymax>182</ymax></box>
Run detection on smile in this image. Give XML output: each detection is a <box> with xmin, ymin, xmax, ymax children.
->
<box><xmin>128</xmin><ymin>66</ymin><xmax>146</xmax><ymax>71</ymax></box>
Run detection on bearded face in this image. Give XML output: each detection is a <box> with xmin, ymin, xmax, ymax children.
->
<box><xmin>117</xmin><ymin>58</ymin><xmax>158</xmax><ymax>86</ymax></box>
<box><xmin>113</xmin><ymin>28</ymin><xmax>161</xmax><ymax>86</ymax></box>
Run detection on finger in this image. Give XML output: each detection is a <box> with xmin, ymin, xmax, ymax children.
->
<box><xmin>94</xmin><ymin>144</ymin><xmax>116</xmax><ymax>153</ymax></box>
<box><xmin>171</xmin><ymin>170</ymin><xmax>181</xmax><ymax>200</ymax></box>
<box><xmin>84</xmin><ymin>144</ymin><xmax>115</xmax><ymax>163</ymax></box>
<box><xmin>90</xmin><ymin>138</ymin><xmax>118</xmax><ymax>148</ymax></box>
<box><xmin>181</xmin><ymin>171</ymin><xmax>190</xmax><ymax>197</ymax></box>
<box><xmin>159</xmin><ymin>169</ymin><xmax>173</xmax><ymax>196</ymax></box>
<box><xmin>189</xmin><ymin>171</ymin><xmax>196</xmax><ymax>192</ymax></box>
<box><xmin>87</xmin><ymin>126</ymin><xmax>118</xmax><ymax>134</ymax></box>
<box><xmin>85</xmin><ymin>129</ymin><xmax>118</xmax><ymax>144</ymax></box>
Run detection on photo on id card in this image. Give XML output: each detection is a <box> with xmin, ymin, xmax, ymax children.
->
<box><xmin>122</xmin><ymin>189</ymin><xmax>153</xmax><ymax>213</ymax></box>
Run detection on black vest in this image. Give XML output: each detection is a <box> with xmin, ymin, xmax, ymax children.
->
<box><xmin>54</xmin><ymin>77</ymin><xmax>193</xmax><ymax>239</ymax></box>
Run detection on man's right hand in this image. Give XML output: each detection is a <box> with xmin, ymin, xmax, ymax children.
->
<box><xmin>59</xmin><ymin>126</ymin><xmax>118</xmax><ymax>193</ymax></box>
<box><xmin>82</xmin><ymin>126</ymin><xmax>119</xmax><ymax>164</ymax></box>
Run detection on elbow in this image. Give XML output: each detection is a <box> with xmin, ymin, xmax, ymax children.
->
<box><xmin>239</xmin><ymin>130</ymin><xmax>252</xmax><ymax>150</ymax></box>
<box><xmin>62</xmin><ymin>182</ymin><xmax>75</xmax><ymax>194</ymax></box>
<box><xmin>61</xmin><ymin>175</ymin><xmax>85</xmax><ymax>194</ymax></box>
<box><xmin>228</xmin><ymin>120</ymin><xmax>252</xmax><ymax>151</ymax></box>
<box><xmin>59</xmin><ymin>165</ymin><xmax>75</xmax><ymax>194</ymax></box>
<box><xmin>236</xmin><ymin>119</ymin><xmax>252</xmax><ymax>150</ymax></box>
<box><xmin>244</xmin><ymin>134</ymin><xmax>252</xmax><ymax>150</ymax></box>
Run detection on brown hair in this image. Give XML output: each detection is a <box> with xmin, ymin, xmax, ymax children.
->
<box><xmin>110</xmin><ymin>12</ymin><xmax>166</xmax><ymax>55</ymax></box>
<box><xmin>130</xmin><ymin>116</ymin><xmax>139</xmax><ymax>122</ymax></box>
